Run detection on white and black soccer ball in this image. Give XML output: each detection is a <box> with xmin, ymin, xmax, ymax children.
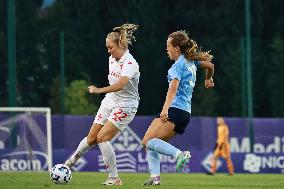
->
<box><xmin>50</xmin><ymin>164</ymin><xmax>72</xmax><ymax>184</ymax></box>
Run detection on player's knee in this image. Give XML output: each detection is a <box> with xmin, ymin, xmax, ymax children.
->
<box><xmin>96</xmin><ymin>133</ymin><xmax>106</xmax><ymax>143</ymax></box>
<box><xmin>87</xmin><ymin>134</ymin><xmax>97</xmax><ymax>145</ymax></box>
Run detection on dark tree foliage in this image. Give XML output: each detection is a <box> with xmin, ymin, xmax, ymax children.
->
<box><xmin>1</xmin><ymin>0</ymin><xmax>283</xmax><ymax>117</ymax></box>
<box><xmin>0</xmin><ymin>0</ymin><xmax>7</xmax><ymax>106</ymax></box>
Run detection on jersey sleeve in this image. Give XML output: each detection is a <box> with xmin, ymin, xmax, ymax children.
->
<box><xmin>120</xmin><ymin>61</ymin><xmax>138</xmax><ymax>79</ymax></box>
<box><xmin>169</xmin><ymin>61</ymin><xmax>183</xmax><ymax>81</ymax></box>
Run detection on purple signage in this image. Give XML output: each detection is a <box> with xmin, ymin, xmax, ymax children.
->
<box><xmin>1</xmin><ymin>114</ymin><xmax>284</xmax><ymax>173</ymax></box>
<box><xmin>52</xmin><ymin>116</ymin><xmax>284</xmax><ymax>173</ymax></box>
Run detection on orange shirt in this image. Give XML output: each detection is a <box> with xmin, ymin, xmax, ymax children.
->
<box><xmin>217</xmin><ymin>124</ymin><xmax>229</xmax><ymax>145</ymax></box>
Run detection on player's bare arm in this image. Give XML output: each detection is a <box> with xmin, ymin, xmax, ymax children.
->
<box><xmin>160</xmin><ymin>79</ymin><xmax>179</xmax><ymax>123</ymax></box>
<box><xmin>88</xmin><ymin>76</ymin><xmax>130</xmax><ymax>94</ymax></box>
<box><xmin>200</xmin><ymin>61</ymin><xmax>214</xmax><ymax>88</ymax></box>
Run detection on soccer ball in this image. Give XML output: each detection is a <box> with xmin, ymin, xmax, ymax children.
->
<box><xmin>50</xmin><ymin>164</ymin><xmax>72</xmax><ymax>184</ymax></box>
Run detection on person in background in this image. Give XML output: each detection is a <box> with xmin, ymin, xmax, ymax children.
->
<box><xmin>208</xmin><ymin>117</ymin><xmax>234</xmax><ymax>175</ymax></box>
<box><xmin>64</xmin><ymin>23</ymin><xmax>140</xmax><ymax>185</ymax></box>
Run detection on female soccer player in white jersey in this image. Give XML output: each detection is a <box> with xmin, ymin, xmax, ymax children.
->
<box><xmin>142</xmin><ymin>30</ymin><xmax>214</xmax><ymax>185</ymax></box>
<box><xmin>65</xmin><ymin>23</ymin><xmax>140</xmax><ymax>186</ymax></box>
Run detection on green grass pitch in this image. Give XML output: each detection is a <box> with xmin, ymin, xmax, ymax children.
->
<box><xmin>0</xmin><ymin>172</ymin><xmax>284</xmax><ymax>189</ymax></box>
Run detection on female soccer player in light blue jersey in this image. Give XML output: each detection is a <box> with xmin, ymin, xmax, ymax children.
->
<box><xmin>142</xmin><ymin>30</ymin><xmax>214</xmax><ymax>185</ymax></box>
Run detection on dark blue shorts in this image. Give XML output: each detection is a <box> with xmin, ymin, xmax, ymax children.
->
<box><xmin>156</xmin><ymin>107</ymin><xmax>191</xmax><ymax>135</ymax></box>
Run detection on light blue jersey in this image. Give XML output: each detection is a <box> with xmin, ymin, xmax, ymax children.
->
<box><xmin>167</xmin><ymin>54</ymin><xmax>200</xmax><ymax>113</ymax></box>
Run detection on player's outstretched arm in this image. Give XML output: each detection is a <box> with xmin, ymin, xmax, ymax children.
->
<box><xmin>160</xmin><ymin>79</ymin><xmax>179</xmax><ymax>123</ymax></box>
<box><xmin>200</xmin><ymin>61</ymin><xmax>214</xmax><ymax>88</ymax></box>
<box><xmin>88</xmin><ymin>76</ymin><xmax>130</xmax><ymax>94</ymax></box>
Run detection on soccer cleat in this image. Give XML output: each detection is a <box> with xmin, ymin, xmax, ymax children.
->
<box><xmin>206</xmin><ymin>171</ymin><xmax>214</xmax><ymax>175</ymax></box>
<box><xmin>176</xmin><ymin>151</ymin><xmax>191</xmax><ymax>173</ymax></box>
<box><xmin>101</xmin><ymin>177</ymin><xmax>122</xmax><ymax>186</ymax></box>
<box><xmin>64</xmin><ymin>154</ymin><xmax>81</xmax><ymax>168</ymax></box>
<box><xmin>64</xmin><ymin>158</ymin><xmax>75</xmax><ymax>168</ymax></box>
<box><xmin>143</xmin><ymin>176</ymin><xmax>160</xmax><ymax>186</ymax></box>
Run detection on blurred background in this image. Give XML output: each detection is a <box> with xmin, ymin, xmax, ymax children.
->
<box><xmin>1</xmin><ymin>0</ymin><xmax>283</xmax><ymax>117</ymax></box>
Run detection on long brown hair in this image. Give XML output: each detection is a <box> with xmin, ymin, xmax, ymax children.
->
<box><xmin>168</xmin><ymin>30</ymin><xmax>213</xmax><ymax>61</ymax></box>
<box><xmin>107</xmin><ymin>23</ymin><xmax>139</xmax><ymax>49</ymax></box>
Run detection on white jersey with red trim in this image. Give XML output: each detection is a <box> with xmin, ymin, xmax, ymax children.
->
<box><xmin>104</xmin><ymin>50</ymin><xmax>140</xmax><ymax>108</ymax></box>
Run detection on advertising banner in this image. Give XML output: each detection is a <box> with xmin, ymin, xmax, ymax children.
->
<box><xmin>0</xmin><ymin>113</ymin><xmax>49</xmax><ymax>171</ymax></box>
<box><xmin>1</xmin><ymin>114</ymin><xmax>284</xmax><ymax>173</ymax></box>
<box><xmin>53</xmin><ymin>116</ymin><xmax>284</xmax><ymax>173</ymax></box>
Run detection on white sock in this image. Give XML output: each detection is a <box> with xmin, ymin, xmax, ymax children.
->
<box><xmin>99</xmin><ymin>141</ymin><xmax>118</xmax><ymax>178</ymax></box>
<box><xmin>71</xmin><ymin>137</ymin><xmax>92</xmax><ymax>163</ymax></box>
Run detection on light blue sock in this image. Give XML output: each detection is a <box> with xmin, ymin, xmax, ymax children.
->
<box><xmin>147</xmin><ymin>149</ymin><xmax>160</xmax><ymax>177</ymax></box>
<box><xmin>146</xmin><ymin>138</ymin><xmax>181</xmax><ymax>158</ymax></box>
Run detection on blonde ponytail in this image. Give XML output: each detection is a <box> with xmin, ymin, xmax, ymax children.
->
<box><xmin>107</xmin><ymin>23</ymin><xmax>139</xmax><ymax>49</ymax></box>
